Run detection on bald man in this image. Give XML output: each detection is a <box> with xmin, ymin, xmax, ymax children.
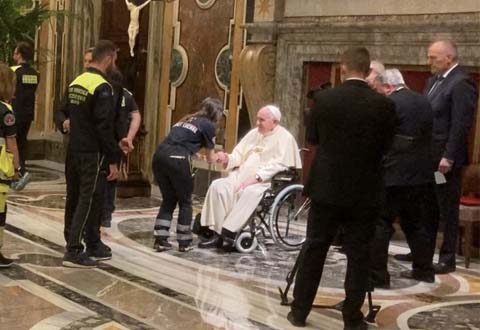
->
<box><xmin>198</xmin><ymin>105</ymin><xmax>302</xmax><ymax>249</ymax></box>
<box><xmin>424</xmin><ymin>40</ymin><xmax>477</xmax><ymax>274</ymax></box>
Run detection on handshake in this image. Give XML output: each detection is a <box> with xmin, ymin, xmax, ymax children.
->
<box><xmin>195</xmin><ymin>151</ymin><xmax>229</xmax><ymax>166</ymax></box>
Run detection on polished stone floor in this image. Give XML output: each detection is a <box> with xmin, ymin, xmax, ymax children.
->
<box><xmin>0</xmin><ymin>160</ymin><xmax>479</xmax><ymax>330</ymax></box>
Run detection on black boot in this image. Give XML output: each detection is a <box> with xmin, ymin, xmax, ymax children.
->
<box><xmin>198</xmin><ymin>233</ymin><xmax>223</xmax><ymax>249</ymax></box>
<box><xmin>0</xmin><ymin>253</ymin><xmax>13</xmax><ymax>268</ymax></box>
<box><xmin>153</xmin><ymin>237</ymin><xmax>172</xmax><ymax>252</ymax></box>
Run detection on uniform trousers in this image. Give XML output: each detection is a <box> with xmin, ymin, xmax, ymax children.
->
<box><xmin>152</xmin><ymin>144</ymin><xmax>193</xmax><ymax>246</ymax></box>
<box><xmin>291</xmin><ymin>201</ymin><xmax>379</xmax><ymax>328</ymax></box>
<box><xmin>16</xmin><ymin>119</ymin><xmax>31</xmax><ymax>173</ymax></box>
<box><xmin>64</xmin><ymin>152</ymin><xmax>106</xmax><ymax>254</ymax></box>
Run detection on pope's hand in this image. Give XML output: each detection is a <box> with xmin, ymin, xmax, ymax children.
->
<box><xmin>216</xmin><ymin>151</ymin><xmax>229</xmax><ymax>164</ymax></box>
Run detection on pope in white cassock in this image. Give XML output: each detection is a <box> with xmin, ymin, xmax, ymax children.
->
<box><xmin>198</xmin><ymin>105</ymin><xmax>302</xmax><ymax>249</ymax></box>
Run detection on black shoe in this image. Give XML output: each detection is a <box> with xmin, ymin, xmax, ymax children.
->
<box><xmin>192</xmin><ymin>214</ymin><xmax>214</xmax><ymax>240</ymax></box>
<box><xmin>98</xmin><ymin>241</ymin><xmax>112</xmax><ymax>252</ymax></box>
<box><xmin>153</xmin><ymin>237</ymin><xmax>172</xmax><ymax>252</ymax></box>
<box><xmin>62</xmin><ymin>252</ymin><xmax>97</xmax><ymax>268</ymax></box>
<box><xmin>86</xmin><ymin>245</ymin><xmax>112</xmax><ymax>261</ymax></box>
<box><xmin>0</xmin><ymin>253</ymin><xmax>14</xmax><ymax>268</ymax></box>
<box><xmin>344</xmin><ymin>320</ymin><xmax>368</xmax><ymax>330</ymax></box>
<box><xmin>400</xmin><ymin>270</ymin><xmax>435</xmax><ymax>283</ymax></box>
<box><xmin>198</xmin><ymin>233</ymin><xmax>223</xmax><ymax>249</ymax></box>
<box><xmin>287</xmin><ymin>312</ymin><xmax>306</xmax><ymax>327</ymax></box>
<box><xmin>433</xmin><ymin>262</ymin><xmax>456</xmax><ymax>274</ymax></box>
<box><xmin>394</xmin><ymin>252</ymin><xmax>412</xmax><ymax>262</ymax></box>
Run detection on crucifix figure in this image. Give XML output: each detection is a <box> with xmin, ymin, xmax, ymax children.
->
<box><xmin>125</xmin><ymin>0</ymin><xmax>152</xmax><ymax>57</ymax></box>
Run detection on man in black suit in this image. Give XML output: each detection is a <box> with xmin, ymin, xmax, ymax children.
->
<box><xmin>424</xmin><ymin>40</ymin><xmax>478</xmax><ymax>274</ymax></box>
<box><xmin>287</xmin><ymin>47</ymin><xmax>396</xmax><ymax>330</ymax></box>
<box><xmin>370</xmin><ymin>69</ymin><xmax>436</xmax><ymax>286</ymax></box>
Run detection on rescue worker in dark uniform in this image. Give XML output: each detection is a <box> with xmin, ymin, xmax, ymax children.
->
<box><xmin>0</xmin><ymin>62</ymin><xmax>21</xmax><ymax>268</ymax></box>
<box><xmin>102</xmin><ymin>69</ymin><xmax>141</xmax><ymax>228</ymax></box>
<box><xmin>152</xmin><ymin>97</ymin><xmax>223</xmax><ymax>252</ymax></box>
<box><xmin>11</xmin><ymin>42</ymin><xmax>39</xmax><ymax>179</ymax></box>
<box><xmin>62</xmin><ymin>40</ymin><xmax>119</xmax><ymax>268</ymax></box>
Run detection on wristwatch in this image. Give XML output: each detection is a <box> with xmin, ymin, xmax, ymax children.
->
<box><xmin>255</xmin><ymin>174</ymin><xmax>262</xmax><ymax>182</ymax></box>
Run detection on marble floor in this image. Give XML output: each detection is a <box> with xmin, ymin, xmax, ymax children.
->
<box><xmin>0</xmin><ymin>160</ymin><xmax>479</xmax><ymax>330</ymax></box>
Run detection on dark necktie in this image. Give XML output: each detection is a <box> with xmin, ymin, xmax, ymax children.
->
<box><xmin>427</xmin><ymin>75</ymin><xmax>445</xmax><ymax>96</ymax></box>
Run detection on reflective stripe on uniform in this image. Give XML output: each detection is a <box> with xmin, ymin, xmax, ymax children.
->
<box><xmin>154</xmin><ymin>229</ymin><xmax>170</xmax><ymax>237</ymax></box>
<box><xmin>155</xmin><ymin>219</ymin><xmax>171</xmax><ymax>227</ymax></box>
<box><xmin>177</xmin><ymin>224</ymin><xmax>191</xmax><ymax>232</ymax></box>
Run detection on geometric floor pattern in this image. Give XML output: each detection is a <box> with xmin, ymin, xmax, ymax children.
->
<box><xmin>0</xmin><ymin>160</ymin><xmax>479</xmax><ymax>330</ymax></box>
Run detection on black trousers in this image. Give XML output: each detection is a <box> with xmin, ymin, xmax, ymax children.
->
<box><xmin>64</xmin><ymin>152</ymin><xmax>106</xmax><ymax>254</ymax></box>
<box><xmin>16</xmin><ymin>119</ymin><xmax>32</xmax><ymax>173</ymax></box>
<box><xmin>152</xmin><ymin>144</ymin><xmax>193</xmax><ymax>246</ymax></box>
<box><xmin>433</xmin><ymin>167</ymin><xmax>463</xmax><ymax>266</ymax></box>
<box><xmin>370</xmin><ymin>184</ymin><xmax>437</xmax><ymax>283</ymax></box>
<box><xmin>291</xmin><ymin>201</ymin><xmax>379</xmax><ymax>327</ymax></box>
<box><xmin>103</xmin><ymin>179</ymin><xmax>117</xmax><ymax>220</ymax></box>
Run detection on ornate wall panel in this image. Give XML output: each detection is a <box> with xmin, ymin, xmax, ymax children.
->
<box><xmin>172</xmin><ymin>0</ymin><xmax>234</xmax><ymax>126</ymax></box>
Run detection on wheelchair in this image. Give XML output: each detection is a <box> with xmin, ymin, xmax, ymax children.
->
<box><xmin>233</xmin><ymin>167</ymin><xmax>310</xmax><ymax>253</ymax></box>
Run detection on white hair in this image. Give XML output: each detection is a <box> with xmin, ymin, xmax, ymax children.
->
<box><xmin>370</xmin><ymin>60</ymin><xmax>385</xmax><ymax>75</ymax></box>
<box><xmin>264</xmin><ymin>105</ymin><xmax>281</xmax><ymax>122</ymax></box>
<box><xmin>381</xmin><ymin>68</ymin><xmax>406</xmax><ymax>86</ymax></box>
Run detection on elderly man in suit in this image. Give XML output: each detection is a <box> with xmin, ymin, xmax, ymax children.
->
<box><xmin>287</xmin><ymin>47</ymin><xmax>396</xmax><ymax>330</ymax></box>
<box><xmin>370</xmin><ymin>69</ymin><xmax>436</xmax><ymax>287</ymax></box>
<box><xmin>424</xmin><ymin>40</ymin><xmax>477</xmax><ymax>274</ymax></box>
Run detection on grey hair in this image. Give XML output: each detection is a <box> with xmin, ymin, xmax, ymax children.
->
<box><xmin>370</xmin><ymin>60</ymin><xmax>385</xmax><ymax>75</ymax></box>
<box><xmin>380</xmin><ymin>68</ymin><xmax>406</xmax><ymax>86</ymax></box>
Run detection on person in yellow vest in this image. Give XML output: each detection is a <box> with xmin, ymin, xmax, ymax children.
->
<box><xmin>62</xmin><ymin>40</ymin><xmax>119</xmax><ymax>268</ymax></box>
<box><xmin>0</xmin><ymin>62</ymin><xmax>21</xmax><ymax>268</ymax></box>
<box><xmin>11</xmin><ymin>42</ymin><xmax>39</xmax><ymax>184</ymax></box>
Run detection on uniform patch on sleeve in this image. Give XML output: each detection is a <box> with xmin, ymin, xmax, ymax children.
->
<box><xmin>3</xmin><ymin>113</ymin><xmax>16</xmax><ymax>127</ymax></box>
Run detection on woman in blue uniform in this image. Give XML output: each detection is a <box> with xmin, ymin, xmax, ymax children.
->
<box><xmin>153</xmin><ymin>97</ymin><xmax>223</xmax><ymax>252</ymax></box>
<box><xmin>0</xmin><ymin>62</ymin><xmax>21</xmax><ymax>267</ymax></box>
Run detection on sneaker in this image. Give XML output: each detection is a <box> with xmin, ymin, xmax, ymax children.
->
<box><xmin>11</xmin><ymin>172</ymin><xmax>31</xmax><ymax>191</ymax></box>
<box><xmin>86</xmin><ymin>245</ymin><xmax>112</xmax><ymax>261</ymax></box>
<box><xmin>153</xmin><ymin>237</ymin><xmax>172</xmax><ymax>252</ymax></box>
<box><xmin>62</xmin><ymin>252</ymin><xmax>97</xmax><ymax>268</ymax></box>
<box><xmin>0</xmin><ymin>253</ymin><xmax>14</xmax><ymax>268</ymax></box>
<box><xmin>178</xmin><ymin>245</ymin><xmax>194</xmax><ymax>252</ymax></box>
<box><xmin>98</xmin><ymin>241</ymin><xmax>112</xmax><ymax>252</ymax></box>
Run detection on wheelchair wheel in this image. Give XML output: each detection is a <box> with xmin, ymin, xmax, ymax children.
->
<box><xmin>269</xmin><ymin>184</ymin><xmax>308</xmax><ymax>250</ymax></box>
<box><xmin>235</xmin><ymin>232</ymin><xmax>258</xmax><ymax>253</ymax></box>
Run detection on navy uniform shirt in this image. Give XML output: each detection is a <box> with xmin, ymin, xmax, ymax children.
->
<box><xmin>11</xmin><ymin>63</ymin><xmax>39</xmax><ymax>122</ymax></box>
<box><xmin>165</xmin><ymin>116</ymin><xmax>216</xmax><ymax>154</ymax></box>
<box><xmin>0</xmin><ymin>101</ymin><xmax>17</xmax><ymax>138</ymax></box>
<box><xmin>115</xmin><ymin>88</ymin><xmax>139</xmax><ymax>141</ymax></box>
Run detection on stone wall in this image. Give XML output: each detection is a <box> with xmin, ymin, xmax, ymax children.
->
<box><xmin>285</xmin><ymin>0</ymin><xmax>480</xmax><ymax>17</ymax></box>
<box><xmin>245</xmin><ymin>12</ymin><xmax>480</xmax><ymax>142</ymax></box>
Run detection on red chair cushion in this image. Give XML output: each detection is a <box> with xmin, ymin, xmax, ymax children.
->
<box><xmin>460</xmin><ymin>196</ymin><xmax>480</xmax><ymax>206</ymax></box>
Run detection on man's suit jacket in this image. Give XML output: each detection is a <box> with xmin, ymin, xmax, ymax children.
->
<box><xmin>383</xmin><ymin>88</ymin><xmax>434</xmax><ymax>187</ymax></box>
<box><xmin>424</xmin><ymin>66</ymin><xmax>477</xmax><ymax>168</ymax></box>
<box><xmin>305</xmin><ymin>79</ymin><xmax>397</xmax><ymax>207</ymax></box>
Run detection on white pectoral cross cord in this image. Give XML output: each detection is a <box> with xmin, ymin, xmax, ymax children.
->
<box><xmin>125</xmin><ymin>0</ymin><xmax>152</xmax><ymax>57</ymax></box>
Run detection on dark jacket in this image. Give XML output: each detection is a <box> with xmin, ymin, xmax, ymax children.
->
<box><xmin>424</xmin><ymin>65</ymin><xmax>477</xmax><ymax>168</ymax></box>
<box><xmin>11</xmin><ymin>63</ymin><xmax>39</xmax><ymax>122</ymax></box>
<box><xmin>305</xmin><ymin>79</ymin><xmax>397</xmax><ymax>207</ymax></box>
<box><xmin>383</xmin><ymin>88</ymin><xmax>434</xmax><ymax>187</ymax></box>
<box><xmin>65</xmin><ymin>68</ymin><xmax>119</xmax><ymax>164</ymax></box>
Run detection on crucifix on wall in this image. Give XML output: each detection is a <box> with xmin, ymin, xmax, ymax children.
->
<box><xmin>125</xmin><ymin>0</ymin><xmax>152</xmax><ymax>57</ymax></box>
